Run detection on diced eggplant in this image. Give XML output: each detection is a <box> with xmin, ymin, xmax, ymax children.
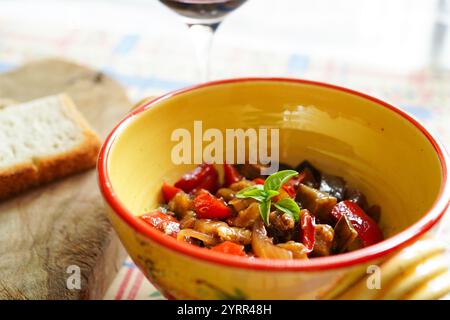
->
<box><xmin>267</xmin><ymin>211</ymin><xmax>296</xmax><ymax>243</ymax></box>
<box><xmin>216</xmin><ymin>188</ymin><xmax>235</xmax><ymax>202</ymax></box>
<box><xmin>228</xmin><ymin>197</ymin><xmax>255</xmax><ymax>212</ymax></box>
<box><xmin>366</xmin><ymin>205</ymin><xmax>381</xmax><ymax>223</ymax></box>
<box><xmin>269</xmin><ymin>211</ymin><xmax>295</xmax><ymax>231</ymax></box>
<box><xmin>296</xmin><ymin>161</ymin><xmax>321</xmax><ymax>181</ymax></box>
<box><xmin>333</xmin><ymin>214</ymin><xmax>358</xmax><ymax>253</ymax></box>
<box><xmin>239</xmin><ymin>162</ymin><xmax>293</xmax><ymax>177</ymax></box>
<box><xmin>295</xmin><ymin>161</ymin><xmax>321</xmax><ymax>188</ymax></box>
<box><xmin>296</xmin><ymin>184</ymin><xmax>337</xmax><ymax>222</ymax></box>
<box><xmin>278</xmin><ymin>162</ymin><xmax>295</xmax><ymax>171</ymax></box>
<box><xmin>179</xmin><ymin>210</ymin><xmax>197</xmax><ymax>229</ymax></box>
<box><xmin>235</xmin><ymin>163</ymin><xmax>267</xmax><ymax>179</ymax></box>
<box><xmin>311</xmin><ymin>224</ymin><xmax>335</xmax><ymax>257</ymax></box>
<box><xmin>302</xmin><ymin>168</ymin><xmax>321</xmax><ymax>189</ymax></box>
<box><xmin>229</xmin><ymin>179</ymin><xmax>254</xmax><ymax>192</ymax></box>
<box><xmin>344</xmin><ymin>187</ymin><xmax>369</xmax><ymax>211</ymax></box>
<box><xmin>252</xmin><ymin>219</ymin><xmax>293</xmax><ymax>259</ymax></box>
<box><xmin>320</xmin><ymin>173</ymin><xmax>346</xmax><ymax>201</ymax></box>
<box><xmin>168</xmin><ymin>191</ymin><xmax>193</xmax><ymax>219</ymax></box>
<box><xmin>227</xmin><ymin>202</ymin><xmax>260</xmax><ymax>228</ymax></box>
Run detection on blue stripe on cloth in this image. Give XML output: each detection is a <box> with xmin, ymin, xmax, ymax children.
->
<box><xmin>287</xmin><ymin>54</ymin><xmax>309</xmax><ymax>74</ymax></box>
<box><xmin>122</xmin><ymin>260</ymin><xmax>136</xmax><ymax>269</ymax></box>
<box><xmin>0</xmin><ymin>62</ymin><xmax>16</xmax><ymax>73</ymax></box>
<box><xmin>402</xmin><ymin>106</ymin><xmax>432</xmax><ymax>120</ymax></box>
<box><xmin>102</xmin><ymin>67</ymin><xmax>192</xmax><ymax>91</ymax></box>
<box><xmin>113</xmin><ymin>34</ymin><xmax>140</xmax><ymax>54</ymax></box>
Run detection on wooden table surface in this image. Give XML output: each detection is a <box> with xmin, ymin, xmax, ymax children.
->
<box><xmin>0</xmin><ymin>59</ymin><xmax>130</xmax><ymax>299</ymax></box>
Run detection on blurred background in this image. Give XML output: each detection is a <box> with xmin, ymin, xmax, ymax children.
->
<box><xmin>2</xmin><ymin>0</ymin><xmax>449</xmax><ymax>140</ymax></box>
<box><xmin>0</xmin><ymin>0</ymin><xmax>449</xmax><ymax>159</ymax></box>
<box><xmin>0</xmin><ymin>0</ymin><xmax>449</xmax><ymax>132</ymax></box>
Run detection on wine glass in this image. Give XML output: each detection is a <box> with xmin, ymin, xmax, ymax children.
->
<box><xmin>159</xmin><ymin>0</ymin><xmax>248</xmax><ymax>81</ymax></box>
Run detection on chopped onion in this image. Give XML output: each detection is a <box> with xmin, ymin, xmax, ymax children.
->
<box><xmin>177</xmin><ymin>228</ymin><xmax>218</xmax><ymax>246</ymax></box>
<box><xmin>194</xmin><ymin>219</ymin><xmax>228</xmax><ymax>234</ymax></box>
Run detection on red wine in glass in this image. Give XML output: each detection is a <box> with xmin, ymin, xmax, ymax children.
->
<box><xmin>160</xmin><ymin>0</ymin><xmax>247</xmax><ymax>26</ymax></box>
<box><xmin>159</xmin><ymin>0</ymin><xmax>248</xmax><ymax>80</ymax></box>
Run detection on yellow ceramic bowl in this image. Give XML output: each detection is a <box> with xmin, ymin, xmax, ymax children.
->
<box><xmin>98</xmin><ymin>78</ymin><xmax>450</xmax><ymax>299</ymax></box>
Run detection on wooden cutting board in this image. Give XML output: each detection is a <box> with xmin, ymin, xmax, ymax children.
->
<box><xmin>0</xmin><ymin>59</ymin><xmax>131</xmax><ymax>299</ymax></box>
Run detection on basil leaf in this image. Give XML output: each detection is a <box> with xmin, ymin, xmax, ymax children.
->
<box><xmin>241</xmin><ymin>194</ymin><xmax>266</xmax><ymax>202</ymax></box>
<box><xmin>274</xmin><ymin>198</ymin><xmax>300</xmax><ymax>221</ymax></box>
<box><xmin>264</xmin><ymin>170</ymin><xmax>298</xmax><ymax>192</ymax></box>
<box><xmin>259</xmin><ymin>199</ymin><xmax>271</xmax><ymax>225</ymax></box>
<box><xmin>236</xmin><ymin>185</ymin><xmax>265</xmax><ymax>202</ymax></box>
<box><xmin>265</xmin><ymin>190</ymin><xmax>280</xmax><ymax>200</ymax></box>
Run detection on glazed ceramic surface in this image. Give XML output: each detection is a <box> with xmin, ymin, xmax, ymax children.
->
<box><xmin>98</xmin><ymin>79</ymin><xmax>449</xmax><ymax>299</ymax></box>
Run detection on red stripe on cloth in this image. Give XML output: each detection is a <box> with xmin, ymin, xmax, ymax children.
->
<box><xmin>127</xmin><ymin>271</ymin><xmax>145</xmax><ymax>300</ymax></box>
<box><xmin>115</xmin><ymin>268</ymin><xmax>134</xmax><ymax>300</ymax></box>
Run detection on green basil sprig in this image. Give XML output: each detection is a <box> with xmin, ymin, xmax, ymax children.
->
<box><xmin>236</xmin><ymin>170</ymin><xmax>300</xmax><ymax>225</ymax></box>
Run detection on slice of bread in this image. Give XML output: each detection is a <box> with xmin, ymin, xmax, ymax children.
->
<box><xmin>0</xmin><ymin>94</ymin><xmax>100</xmax><ymax>200</ymax></box>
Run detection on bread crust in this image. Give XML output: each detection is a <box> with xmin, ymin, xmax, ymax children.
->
<box><xmin>0</xmin><ymin>94</ymin><xmax>101</xmax><ymax>201</ymax></box>
<box><xmin>0</xmin><ymin>163</ymin><xmax>38</xmax><ymax>200</ymax></box>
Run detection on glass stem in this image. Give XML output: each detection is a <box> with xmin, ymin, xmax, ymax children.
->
<box><xmin>187</xmin><ymin>23</ymin><xmax>219</xmax><ymax>82</ymax></box>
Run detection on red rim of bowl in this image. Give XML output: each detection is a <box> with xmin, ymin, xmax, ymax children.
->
<box><xmin>98</xmin><ymin>77</ymin><xmax>450</xmax><ymax>272</ymax></box>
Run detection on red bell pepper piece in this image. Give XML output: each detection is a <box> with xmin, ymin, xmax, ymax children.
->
<box><xmin>223</xmin><ymin>163</ymin><xmax>243</xmax><ymax>187</ymax></box>
<box><xmin>252</xmin><ymin>178</ymin><xmax>265</xmax><ymax>185</ymax></box>
<box><xmin>277</xmin><ymin>175</ymin><xmax>303</xmax><ymax>199</ymax></box>
<box><xmin>331</xmin><ymin>201</ymin><xmax>384</xmax><ymax>247</ymax></box>
<box><xmin>281</xmin><ymin>184</ymin><xmax>296</xmax><ymax>198</ymax></box>
<box><xmin>286</xmin><ymin>174</ymin><xmax>304</xmax><ymax>189</ymax></box>
<box><xmin>299</xmin><ymin>210</ymin><xmax>315</xmax><ymax>252</ymax></box>
<box><xmin>193</xmin><ymin>191</ymin><xmax>232</xmax><ymax>219</ymax></box>
<box><xmin>174</xmin><ymin>163</ymin><xmax>219</xmax><ymax>194</ymax></box>
<box><xmin>211</xmin><ymin>241</ymin><xmax>246</xmax><ymax>256</ymax></box>
<box><xmin>194</xmin><ymin>171</ymin><xmax>219</xmax><ymax>194</ymax></box>
<box><xmin>161</xmin><ymin>182</ymin><xmax>182</xmax><ymax>203</ymax></box>
<box><xmin>295</xmin><ymin>171</ymin><xmax>307</xmax><ymax>185</ymax></box>
<box><xmin>140</xmin><ymin>211</ymin><xmax>180</xmax><ymax>237</ymax></box>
